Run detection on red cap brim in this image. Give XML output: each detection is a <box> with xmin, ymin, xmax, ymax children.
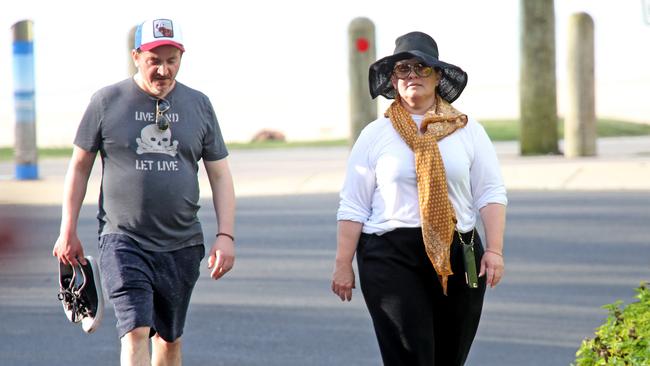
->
<box><xmin>139</xmin><ymin>40</ymin><xmax>185</xmax><ymax>52</ymax></box>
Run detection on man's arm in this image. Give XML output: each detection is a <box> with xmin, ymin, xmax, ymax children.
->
<box><xmin>203</xmin><ymin>158</ymin><xmax>236</xmax><ymax>280</ymax></box>
<box><xmin>52</xmin><ymin>146</ymin><xmax>97</xmax><ymax>266</ymax></box>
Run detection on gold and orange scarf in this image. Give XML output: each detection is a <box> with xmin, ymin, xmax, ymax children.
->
<box><xmin>386</xmin><ymin>95</ymin><xmax>468</xmax><ymax>295</ymax></box>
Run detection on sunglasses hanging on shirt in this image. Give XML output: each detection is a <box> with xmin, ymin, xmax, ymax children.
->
<box><xmin>155</xmin><ymin>98</ymin><xmax>171</xmax><ymax>131</ymax></box>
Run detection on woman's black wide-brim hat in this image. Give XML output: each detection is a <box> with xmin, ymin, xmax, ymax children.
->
<box><xmin>369</xmin><ymin>31</ymin><xmax>468</xmax><ymax>103</ymax></box>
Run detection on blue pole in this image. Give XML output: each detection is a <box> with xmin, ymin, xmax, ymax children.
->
<box><xmin>12</xmin><ymin>20</ymin><xmax>38</xmax><ymax>180</ymax></box>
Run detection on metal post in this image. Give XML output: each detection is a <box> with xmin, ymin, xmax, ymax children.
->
<box><xmin>565</xmin><ymin>12</ymin><xmax>596</xmax><ymax>158</ymax></box>
<box><xmin>348</xmin><ymin>17</ymin><xmax>377</xmax><ymax>145</ymax></box>
<box><xmin>519</xmin><ymin>0</ymin><xmax>560</xmax><ymax>155</ymax></box>
<box><xmin>12</xmin><ymin>20</ymin><xmax>38</xmax><ymax>180</ymax></box>
<box><xmin>128</xmin><ymin>25</ymin><xmax>137</xmax><ymax>76</ymax></box>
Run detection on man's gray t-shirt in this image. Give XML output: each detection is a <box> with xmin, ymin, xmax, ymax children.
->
<box><xmin>74</xmin><ymin>78</ymin><xmax>228</xmax><ymax>252</ymax></box>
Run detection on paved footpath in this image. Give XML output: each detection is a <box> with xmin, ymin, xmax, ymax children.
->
<box><xmin>1</xmin><ymin>136</ymin><xmax>649</xmax><ymax>205</ymax></box>
<box><xmin>1</xmin><ymin>191</ymin><xmax>649</xmax><ymax>366</ymax></box>
<box><xmin>0</xmin><ymin>137</ymin><xmax>649</xmax><ymax>365</ymax></box>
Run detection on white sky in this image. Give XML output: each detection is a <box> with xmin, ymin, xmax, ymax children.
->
<box><xmin>1</xmin><ymin>0</ymin><xmax>649</xmax><ymax>146</ymax></box>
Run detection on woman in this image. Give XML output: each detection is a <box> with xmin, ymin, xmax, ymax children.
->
<box><xmin>331</xmin><ymin>31</ymin><xmax>507</xmax><ymax>365</ymax></box>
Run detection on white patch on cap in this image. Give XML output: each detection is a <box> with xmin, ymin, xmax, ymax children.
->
<box><xmin>153</xmin><ymin>19</ymin><xmax>174</xmax><ymax>39</ymax></box>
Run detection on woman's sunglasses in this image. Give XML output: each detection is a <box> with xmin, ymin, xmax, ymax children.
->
<box><xmin>393</xmin><ymin>63</ymin><xmax>434</xmax><ymax>79</ymax></box>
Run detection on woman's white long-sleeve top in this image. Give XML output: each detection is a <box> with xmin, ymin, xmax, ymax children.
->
<box><xmin>337</xmin><ymin>114</ymin><xmax>507</xmax><ymax>235</ymax></box>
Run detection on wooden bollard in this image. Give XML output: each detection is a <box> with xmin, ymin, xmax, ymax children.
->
<box><xmin>519</xmin><ymin>0</ymin><xmax>559</xmax><ymax>155</ymax></box>
<box><xmin>565</xmin><ymin>12</ymin><xmax>596</xmax><ymax>158</ymax></box>
<box><xmin>348</xmin><ymin>17</ymin><xmax>377</xmax><ymax>145</ymax></box>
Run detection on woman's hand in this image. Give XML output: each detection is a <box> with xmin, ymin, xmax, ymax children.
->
<box><xmin>331</xmin><ymin>260</ymin><xmax>356</xmax><ymax>301</ymax></box>
<box><xmin>478</xmin><ymin>203</ymin><xmax>506</xmax><ymax>288</ymax></box>
<box><xmin>479</xmin><ymin>250</ymin><xmax>504</xmax><ymax>288</ymax></box>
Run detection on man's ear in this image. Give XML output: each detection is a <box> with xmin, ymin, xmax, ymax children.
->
<box><xmin>131</xmin><ymin>49</ymin><xmax>140</xmax><ymax>68</ymax></box>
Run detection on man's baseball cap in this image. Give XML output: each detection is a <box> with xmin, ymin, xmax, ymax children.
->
<box><xmin>134</xmin><ymin>18</ymin><xmax>185</xmax><ymax>52</ymax></box>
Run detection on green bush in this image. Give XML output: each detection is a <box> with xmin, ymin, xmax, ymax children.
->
<box><xmin>573</xmin><ymin>282</ymin><xmax>650</xmax><ymax>365</ymax></box>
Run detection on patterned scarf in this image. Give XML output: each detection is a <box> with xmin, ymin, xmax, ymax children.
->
<box><xmin>386</xmin><ymin>94</ymin><xmax>468</xmax><ymax>295</ymax></box>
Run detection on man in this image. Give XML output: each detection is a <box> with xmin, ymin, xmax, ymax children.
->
<box><xmin>53</xmin><ymin>18</ymin><xmax>235</xmax><ymax>365</ymax></box>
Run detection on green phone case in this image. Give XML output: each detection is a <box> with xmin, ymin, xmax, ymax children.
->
<box><xmin>462</xmin><ymin>243</ymin><xmax>479</xmax><ymax>288</ymax></box>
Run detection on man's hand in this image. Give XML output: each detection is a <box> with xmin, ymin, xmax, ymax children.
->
<box><xmin>52</xmin><ymin>233</ymin><xmax>87</xmax><ymax>266</ymax></box>
<box><xmin>207</xmin><ymin>236</ymin><xmax>235</xmax><ymax>280</ymax></box>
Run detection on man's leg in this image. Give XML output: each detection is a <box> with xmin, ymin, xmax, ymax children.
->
<box><xmin>151</xmin><ymin>334</ymin><xmax>182</xmax><ymax>366</ymax></box>
<box><xmin>120</xmin><ymin>326</ymin><xmax>151</xmax><ymax>366</ymax></box>
<box><xmin>99</xmin><ymin>235</ymin><xmax>156</xmax><ymax>366</ymax></box>
<box><xmin>149</xmin><ymin>245</ymin><xmax>204</xmax><ymax>365</ymax></box>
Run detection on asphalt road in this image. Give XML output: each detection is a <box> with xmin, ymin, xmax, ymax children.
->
<box><xmin>1</xmin><ymin>191</ymin><xmax>649</xmax><ymax>365</ymax></box>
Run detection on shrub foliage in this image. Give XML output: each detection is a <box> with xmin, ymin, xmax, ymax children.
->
<box><xmin>574</xmin><ymin>282</ymin><xmax>650</xmax><ymax>365</ymax></box>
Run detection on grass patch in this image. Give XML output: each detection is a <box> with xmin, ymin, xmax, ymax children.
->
<box><xmin>480</xmin><ymin>120</ymin><xmax>519</xmax><ymax>141</ymax></box>
<box><xmin>0</xmin><ymin>148</ymin><xmax>12</xmax><ymax>161</ymax></box>
<box><xmin>0</xmin><ymin>140</ymin><xmax>349</xmax><ymax>161</ymax></box>
<box><xmin>0</xmin><ymin>120</ymin><xmax>647</xmax><ymax>161</ymax></box>
<box><xmin>481</xmin><ymin>118</ymin><xmax>650</xmax><ymax>141</ymax></box>
<box><xmin>0</xmin><ymin>147</ymin><xmax>73</xmax><ymax>161</ymax></box>
<box><xmin>596</xmin><ymin>119</ymin><xmax>650</xmax><ymax>137</ymax></box>
<box><xmin>225</xmin><ymin>139</ymin><xmax>347</xmax><ymax>150</ymax></box>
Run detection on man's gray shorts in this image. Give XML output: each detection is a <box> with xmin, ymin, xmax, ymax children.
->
<box><xmin>99</xmin><ymin>233</ymin><xmax>204</xmax><ymax>342</ymax></box>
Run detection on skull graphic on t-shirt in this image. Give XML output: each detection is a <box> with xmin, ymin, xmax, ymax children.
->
<box><xmin>136</xmin><ymin>124</ymin><xmax>179</xmax><ymax>157</ymax></box>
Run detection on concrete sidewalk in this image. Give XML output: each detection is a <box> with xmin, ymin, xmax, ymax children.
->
<box><xmin>1</xmin><ymin>136</ymin><xmax>649</xmax><ymax>205</ymax></box>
